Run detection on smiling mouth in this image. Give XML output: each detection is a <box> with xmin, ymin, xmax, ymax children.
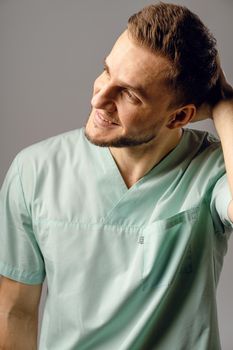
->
<box><xmin>96</xmin><ymin>111</ymin><xmax>119</xmax><ymax>125</ymax></box>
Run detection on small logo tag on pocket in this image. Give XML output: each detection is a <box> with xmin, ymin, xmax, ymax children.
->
<box><xmin>138</xmin><ymin>236</ymin><xmax>144</xmax><ymax>244</ymax></box>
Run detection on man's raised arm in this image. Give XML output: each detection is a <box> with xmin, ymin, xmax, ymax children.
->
<box><xmin>195</xmin><ymin>68</ymin><xmax>233</xmax><ymax>221</ymax></box>
<box><xmin>211</xmin><ymin>70</ymin><xmax>233</xmax><ymax>221</ymax></box>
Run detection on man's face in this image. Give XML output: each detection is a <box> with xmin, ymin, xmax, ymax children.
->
<box><xmin>85</xmin><ymin>30</ymin><xmax>176</xmax><ymax>148</ymax></box>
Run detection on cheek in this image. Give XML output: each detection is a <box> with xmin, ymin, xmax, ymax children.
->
<box><xmin>120</xmin><ymin>104</ymin><xmax>149</xmax><ymax>122</ymax></box>
<box><xmin>117</xmin><ymin>107</ymin><xmax>145</xmax><ymax>128</ymax></box>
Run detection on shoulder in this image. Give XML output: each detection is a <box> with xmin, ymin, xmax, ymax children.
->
<box><xmin>184</xmin><ymin>127</ymin><xmax>220</xmax><ymax>147</ymax></box>
<box><xmin>183</xmin><ymin>127</ymin><xmax>225</xmax><ymax>181</ymax></box>
<box><xmin>10</xmin><ymin>128</ymin><xmax>86</xmax><ymax>201</ymax></box>
<box><xmin>17</xmin><ymin>128</ymin><xmax>84</xmax><ymax>162</ymax></box>
<box><xmin>183</xmin><ymin>127</ymin><xmax>222</xmax><ymax>158</ymax></box>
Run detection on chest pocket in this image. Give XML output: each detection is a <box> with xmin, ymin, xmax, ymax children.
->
<box><xmin>140</xmin><ymin>205</ymin><xmax>209</xmax><ymax>291</ymax></box>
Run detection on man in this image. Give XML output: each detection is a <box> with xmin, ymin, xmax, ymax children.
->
<box><xmin>0</xmin><ymin>2</ymin><xmax>233</xmax><ymax>349</ymax></box>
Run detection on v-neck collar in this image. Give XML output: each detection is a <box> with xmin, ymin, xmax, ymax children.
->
<box><xmin>102</xmin><ymin>128</ymin><xmax>187</xmax><ymax>191</ymax></box>
<box><xmin>82</xmin><ymin>127</ymin><xmax>188</xmax><ymax>195</ymax></box>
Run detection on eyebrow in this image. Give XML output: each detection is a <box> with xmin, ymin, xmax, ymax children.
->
<box><xmin>103</xmin><ymin>58</ymin><xmax>148</xmax><ymax>99</ymax></box>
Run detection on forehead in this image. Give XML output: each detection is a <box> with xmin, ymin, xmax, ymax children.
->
<box><xmin>106</xmin><ymin>30</ymin><xmax>171</xmax><ymax>93</ymax></box>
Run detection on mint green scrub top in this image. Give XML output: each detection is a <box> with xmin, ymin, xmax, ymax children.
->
<box><xmin>0</xmin><ymin>127</ymin><xmax>232</xmax><ymax>350</ymax></box>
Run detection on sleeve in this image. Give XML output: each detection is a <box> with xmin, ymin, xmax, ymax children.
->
<box><xmin>0</xmin><ymin>154</ymin><xmax>45</xmax><ymax>285</ymax></box>
<box><xmin>210</xmin><ymin>173</ymin><xmax>233</xmax><ymax>234</ymax></box>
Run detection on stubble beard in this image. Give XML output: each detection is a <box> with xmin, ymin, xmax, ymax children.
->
<box><xmin>84</xmin><ymin>125</ymin><xmax>156</xmax><ymax>148</ymax></box>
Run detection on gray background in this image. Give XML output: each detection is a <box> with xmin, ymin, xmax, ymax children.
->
<box><xmin>0</xmin><ymin>0</ymin><xmax>232</xmax><ymax>348</ymax></box>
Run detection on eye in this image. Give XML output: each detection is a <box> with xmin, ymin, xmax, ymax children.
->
<box><xmin>122</xmin><ymin>89</ymin><xmax>138</xmax><ymax>102</ymax></box>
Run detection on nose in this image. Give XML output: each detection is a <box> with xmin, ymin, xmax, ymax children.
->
<box><xmin>91</xmin><ymin>81</ymin><xmax>116</xmax><ymax>113</ymax></box>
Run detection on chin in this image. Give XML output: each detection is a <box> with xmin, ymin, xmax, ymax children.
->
<box><xmin>84</xmin><ymin>117</ymin><xmax>119</xmax><ymax>147</ymax></box>
<box><xmin>84</xmin><ymin>125</ymin><xmax>112</xmax><ymax>147</ymax></box>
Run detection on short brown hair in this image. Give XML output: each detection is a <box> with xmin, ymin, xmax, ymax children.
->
<box><xmin>127</xmin><ymin>2</ymin><xmax>220</xmax><ymax>107</ymax></box>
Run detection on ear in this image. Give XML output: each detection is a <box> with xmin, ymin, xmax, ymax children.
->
<box><xmin>167</xmin><ymin>104</ymin><xmax>197</xmax><ymax>129</ymax></box>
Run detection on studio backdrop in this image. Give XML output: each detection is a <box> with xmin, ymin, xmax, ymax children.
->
<box><xmin>0</xmin><ymin>1</ymin><xmax>233</xmax><ymax>349</ymax></box>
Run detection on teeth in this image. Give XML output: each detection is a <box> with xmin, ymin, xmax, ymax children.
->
<box><xmin>99</xmin><ymin>114</ymin><xmax>115</xmax><ymax>124</ymax></box>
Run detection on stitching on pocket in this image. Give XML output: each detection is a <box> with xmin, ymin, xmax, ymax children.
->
<box><xmin>146</xmin><ymin>205</ymin><xmax>201</xmax><ymax>232</ymax></box>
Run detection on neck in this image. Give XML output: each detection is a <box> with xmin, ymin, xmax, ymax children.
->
<box><xmin>109</xmin><ymin>128</ymin><xmax>183</xmax><ymax>188</ymax></box>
